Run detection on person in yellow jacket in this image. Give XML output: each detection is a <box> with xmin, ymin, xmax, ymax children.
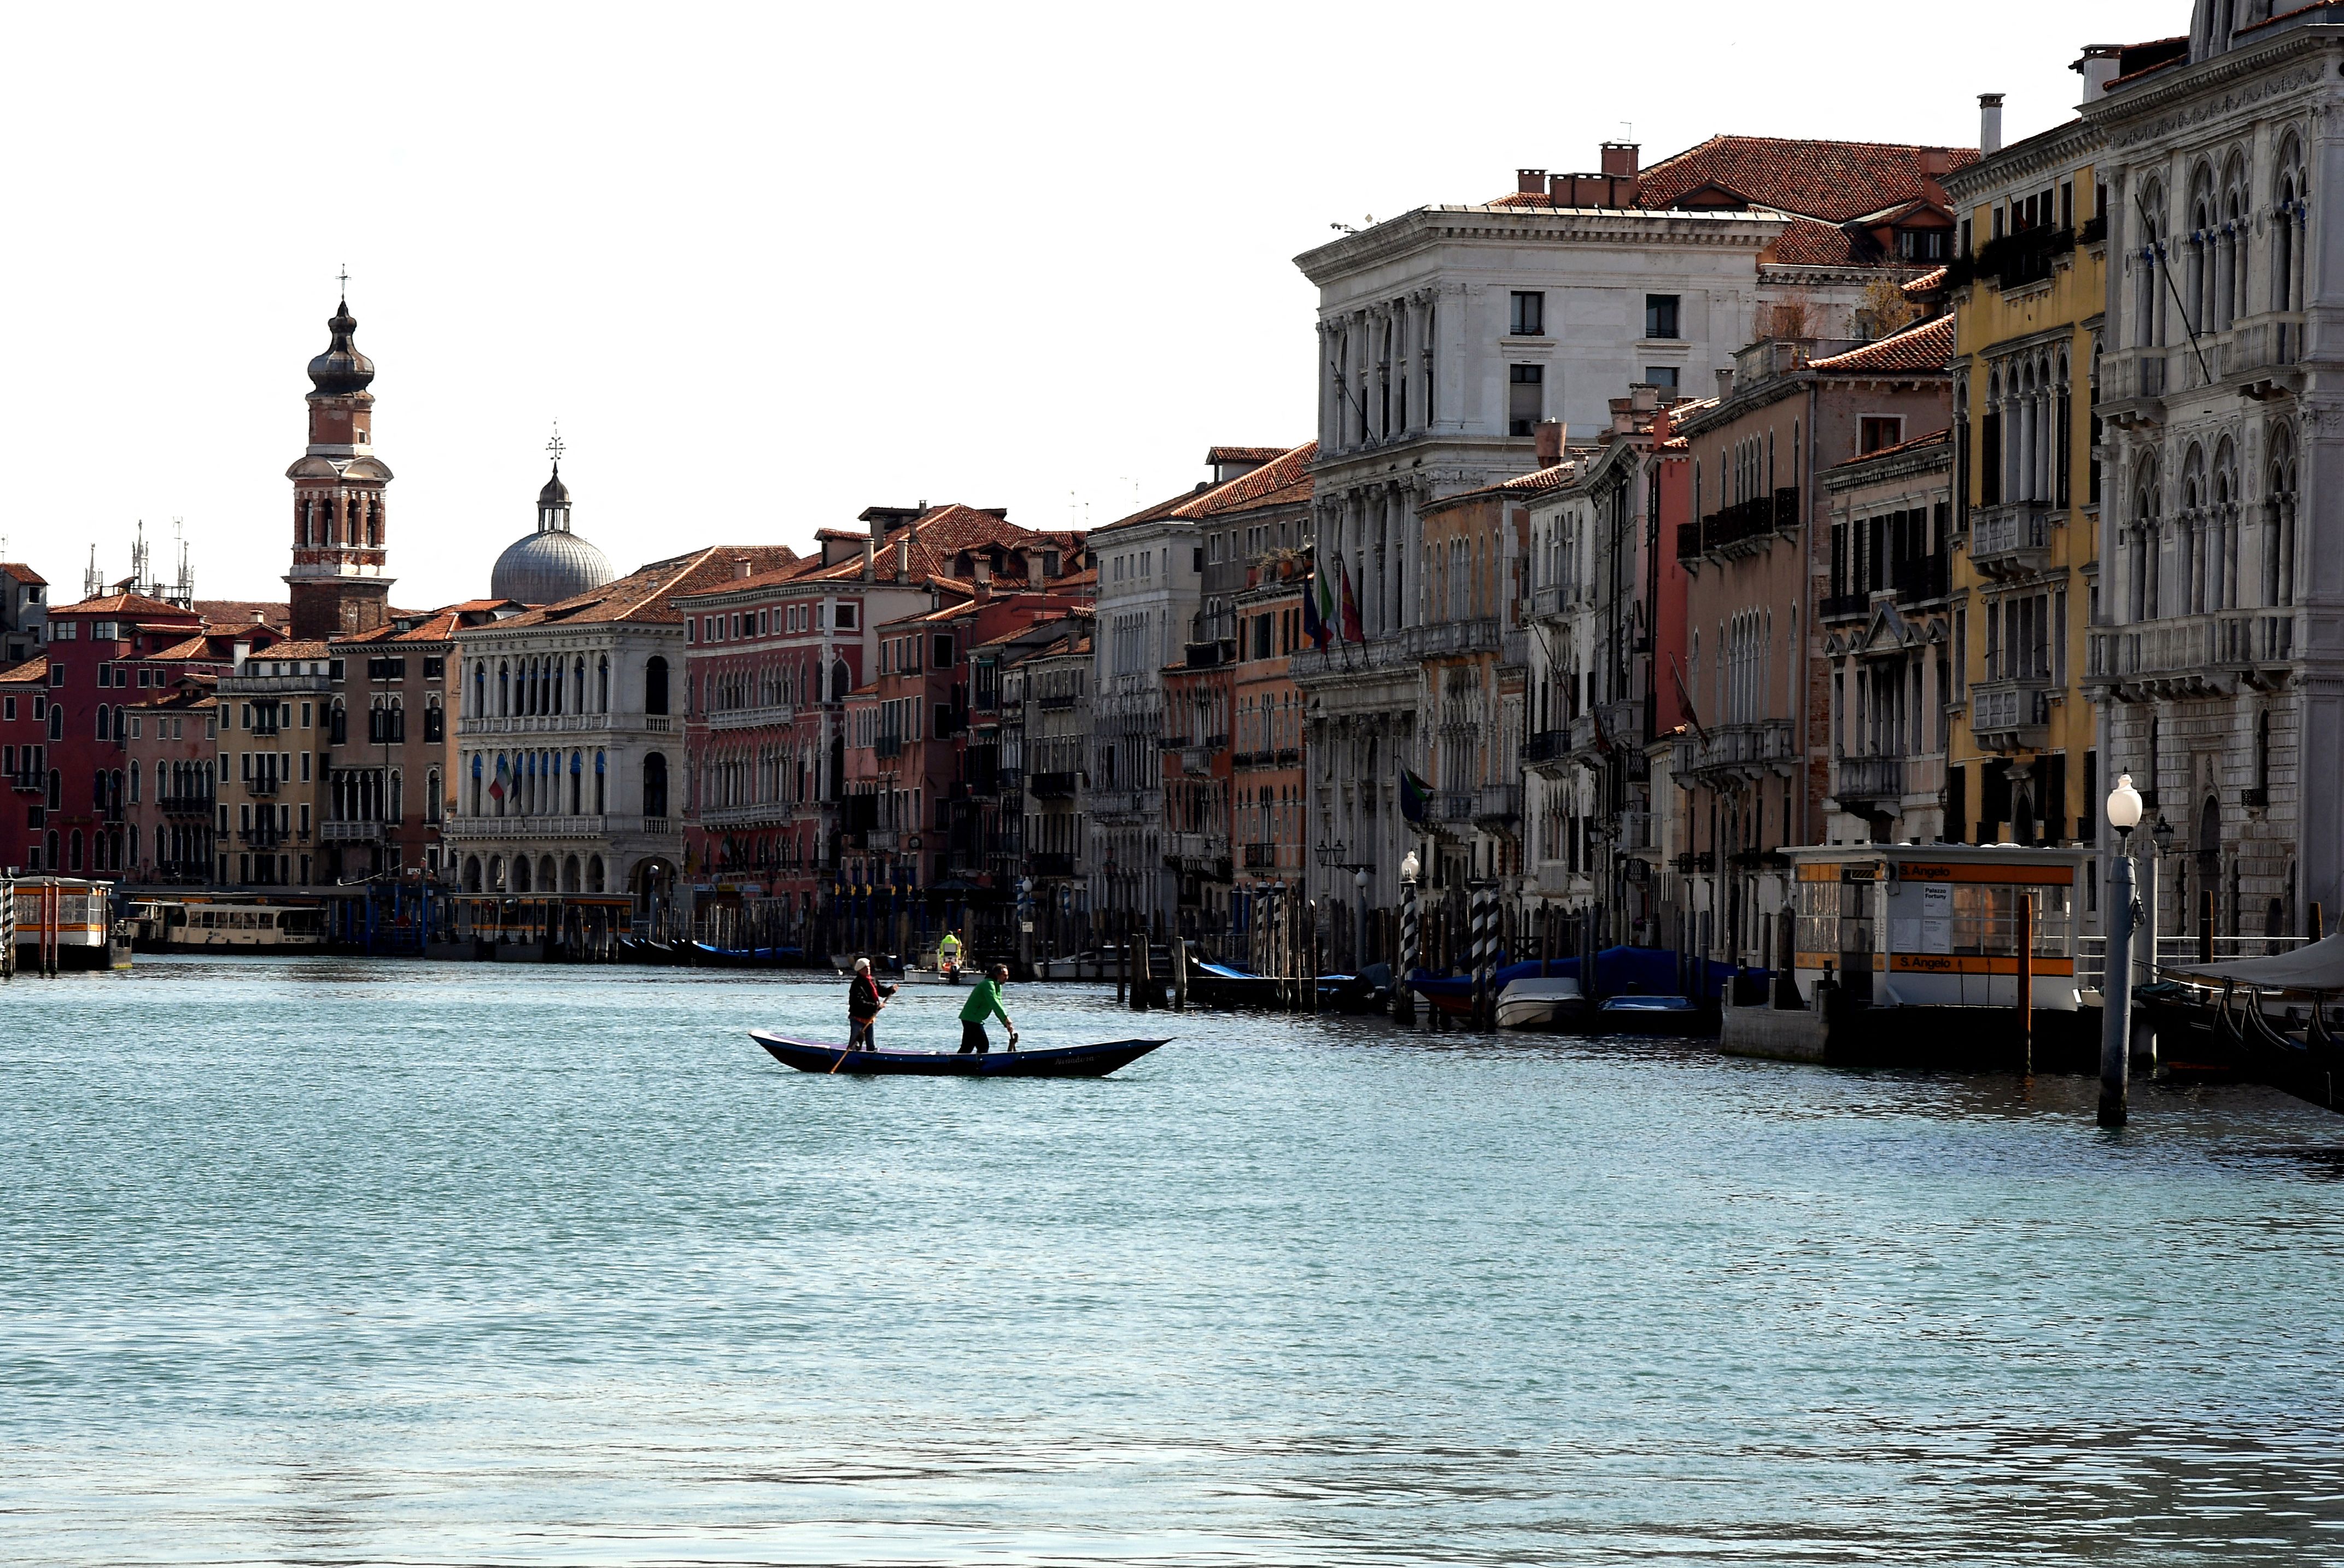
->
<box><xmin>937</xmin><ymin>928</ymin><xmax>964</xmax><ymax>980</ymax></box>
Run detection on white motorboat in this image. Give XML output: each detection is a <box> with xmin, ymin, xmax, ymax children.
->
<box><xmin>1495</xmin><ymin>975</ymin><xmax>1581</xmax><ymax>1030</ymax></box>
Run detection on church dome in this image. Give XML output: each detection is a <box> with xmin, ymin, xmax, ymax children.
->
<box><xmin>492</xmin><ymin>528</ymin><xmax>613</xmax><ymax>606</ymax></box>
<box><xmin>307</xmin><ymin>296</ymin><xmax>376</xmax><ymax>396</ymax></box>
<box><xmin>491</xmin><ymin>457</ymin><xmax>612</xmax><ymax>605</ymax></box>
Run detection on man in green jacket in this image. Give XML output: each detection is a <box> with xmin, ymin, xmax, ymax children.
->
<box><xmin>957</xmin><ymin>963</ymin><xmax>1018</xmax><ymax>1054</ymax></box>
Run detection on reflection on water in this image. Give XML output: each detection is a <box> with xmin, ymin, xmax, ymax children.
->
<box><xmin>4</xmin><ymin>957</ymin><xmax>2343</xmax><ymax>1564</ymax></box>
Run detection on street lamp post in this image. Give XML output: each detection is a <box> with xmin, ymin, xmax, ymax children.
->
<box><xmin>2102</xmin><ymin>773</ymin><xmax>2144</xmax><ymax>1128</ymax></box>
<box><xmin>1353</xmin><ymin>865</ymin><xmax>1370</xmax><ymax>975</ymax></box>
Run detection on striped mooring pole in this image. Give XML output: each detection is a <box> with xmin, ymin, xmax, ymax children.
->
<box><xmin>1395</xmin><ymin>875</ymin><xmax>1419</xmax><ymax>1026</ymax></box>
<box><xmin>1469</xmin><ymin>886</ymin><xmax>1492</xmax><ymax>1030</ymax></box>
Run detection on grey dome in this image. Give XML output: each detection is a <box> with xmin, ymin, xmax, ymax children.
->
<box><xmin>492</xmin><ymin>528</ymin><xmax>613</xmax><ymax>606</ymax></box>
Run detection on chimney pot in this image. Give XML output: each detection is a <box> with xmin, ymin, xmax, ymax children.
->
<box><xmin>1599</xmin><ymin>141</ymin><xmax>1640</xmax><ymax>179</ymax></box>
<box><xmin>734</xmin><ymin>558</ymin><xmax>751</xmax><ymax>580</ymax></box>
<box><xmin>2073</xmin><ymin>47</ymin><xmax>2121</xmax><ymax>104</ymax></box>
<box><xmin>1516</xmin><ymin>167</ymin><xmax>1546</xmax><ymax>196</ymax></box>
<box><xmin>896</xmin><ymin>537</ymin><xmax>910</xmax><ymax>583</ymax></box>
<box><xmin>1978</xmin><ymin>93</ymin><xmax>2005</xmax><ymax>156</ymax></box>
<box><xmin>862</xmin><ymin>539</ymin><xmax>875</xmax><ymax>582</ymax></box>
<box><xmin>1716</xmin><ymin>367</ymin><xmax>1736</xmax><ymax>400</ymax></box>
<box><xmin>1534</xmin><ymin>419</ymin><xmax>1567</xmax><ymax>468</ymax></box>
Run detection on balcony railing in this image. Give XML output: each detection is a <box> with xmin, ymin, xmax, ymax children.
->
<box><xmin>1691</xmin><ymin>487</ymin><xmax>1800</xmax><ymax>559</ymax></box>
<box><xmin>1434</xmin><ymin>789</ymin><xmax>1477</xmax><ymax>822</ymax></box>
<box><xmin>1969</xmin><ymin>507</ymin><xmax>2050</xmax><ymax>575</ymax></box>
<box><xmin>321</xmin><ymin>821</ymin><xmax>384</xmax><ymax>842</ymax></box>
<box><xmin>1971</xmin><ymin>679</ymin><xmax>2053</xmax><ymax>742</ymax></box>
<box><xmin>1474</xmin><ymin>783</ymin><xmax>1523</xmax><ymax>824</ymax></box>
<box><xmin>1833</xmin><ymin>754</ymin><xmax>1908</xmax><ymax>801</ymax></box>
<box><xmin>1027</xmin><ymin>770</ymin><xmax>1079</xmax><ymax>799</ymax></box>
<box><xmin>442</xmin><ymin>814</ymin><xmax>610</xmax><ymax>840</ymax></box>
<box><xmin>642</xmin><ymin>816</ymin><xmax>673</xmax><ymax>836</ymax></box>
<box><xmin>156</xmin><ymin>791</ymin><xmax>214</xmax><ymax>816</ymax></box>
<box><xmin>1893</xmin><ymin>552</ymin><xmax>1949</xmax><ymax>602</ymax></box>
<box><xmin>874</xmin><ymin>735</ymin><xmax>904</xmax><ymax>760</ymax></box>
<box><xmin>1529</xmin><ymin>584</ymin><xmax>1573</xmax><ymax>622</ymax></box>
<box><xmin>1404</xmin><ymin>617</ymin><xmax>1501</xmax><ymax>660</ymax></box>
<box><xmin>2088</xmin><ymin>612</ymin><xmax>2295</xmax><ymax>688</ymax></box>
<box><xmin>1820</xmin><ymin>591</ymin><xmax>1869</xmax><ymax>621</ymax></box>
<box><xmin>1523</xmin><ymin>729</ymin><xmax>1567</xmax><ymax>765</ymax></box>
<box><xmin>1670</xmin><ymin>719</ymin><xmax>1797</xmax><ymax>780</ymax></box>
<box><xmin>244</xmin><ymin>775</ymin><xmax>282</xmax><ymax>797</ymax></box>
<box><xmin>1037</xmin><ymin>692</ymin><xmax>1079</xmax><ymax>711</ymax></box>
<box><xmin>707</xmin><ymin>702</ymin><xmax>796</xmax><ymax>732</ymax></box>
<box><xmin>1242</xmin><ymin>842</ymin><xmax>1278</xmax><ymax>869</ymax></box>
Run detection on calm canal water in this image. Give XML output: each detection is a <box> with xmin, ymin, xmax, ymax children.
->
<box><xmin>6</xmin><ymin>958</ymin><xmax>2344</xmax><ymax>1565</ymax></box>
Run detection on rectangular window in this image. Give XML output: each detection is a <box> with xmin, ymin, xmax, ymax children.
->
<box><xmin>2060</xmin><ymin>181</ymin><xmax>2074</xmax><ymax>231</ymax></box>
<box><xmin>1644</xmin><ymin>294</ymin><xmax>1680</xmax><ymax>340</ymax></box>
<box><xmin>300</xmin><ymin>752</ymin><xmax>311</xmax><ymax>783</ymax></box>
<box><xmin>1860</xmin><ymin>417</ymin><xmax>1902</xmax><ymax>454</ymax></box>
<box><xmin>834</xmin><ymin>603</ymin><xmax>856</xmax><ymax>630</ymax></box>
<box><xmin>934</xmin><ymin>634</ymin><xmax>954</xmax><ymax>669</ymax></box>
<box><xmin>1642</xmin><ymin>366</ymin><xmax>1679</xmax><ymax>390</ymax></box>
<box><xmin>687</xmin><ymin>619</ymin><xmax>698</xmax><ymax>644</ymax></box>
<box><xmin>1507</xmin><ymin>364</ymin><xmax>1544</xmax><ymax>437</ymax></box>
<box><xmin>1509</xmin><ymin>291</ymin><xmax>1545</xmax><ymax>336</ymax></box>
<box><xmin>1980</xmin><ymin>411</ymin><xmax>2002</xmax><ymax>506</ymax></box>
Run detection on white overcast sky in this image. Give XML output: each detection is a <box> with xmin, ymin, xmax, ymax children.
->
<box><xmin>0</xmin><ymin>0</ymin><xmax>2159</xmax><ymax>611</ymax></box>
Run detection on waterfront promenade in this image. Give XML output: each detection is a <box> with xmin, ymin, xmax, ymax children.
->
<box><xmin>6</xmin><ymin>959</ymin><xmax>2344</xmax><ymax>1563</ymax></box>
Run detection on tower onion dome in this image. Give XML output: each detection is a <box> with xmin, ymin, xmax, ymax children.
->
<box><xmin>306</xmin><ymin>296</ymin><xmax>376</xmax><ymax>395</ymax></box>
<box><xmin>491</xmin><ymin>458</ymin><xmax>613</xmax><ymax>605</ymax></box>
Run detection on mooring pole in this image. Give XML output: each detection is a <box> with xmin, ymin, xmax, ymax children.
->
<box><xmin>2016</xmin><ymin>891</ymin><xmax>2035</xmax><ymax>1076</ymax></box>
<box><xmin>1395</xmin><ymin>873</ymin><xmax>1418</xmax><ymax>1026</ymax></box>
<box><xmin>2101</xmin><ymin>850</ymin><xmax>2135</xmax><ymax>1127</ymax></box>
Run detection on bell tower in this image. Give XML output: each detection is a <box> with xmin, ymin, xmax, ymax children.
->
<box><xmin>285</xmin><ymin>286</ymin><xmax>396</xmax><ymax>639</ymax></box>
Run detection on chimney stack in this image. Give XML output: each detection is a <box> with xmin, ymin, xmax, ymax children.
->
<box><xmin>896</xmin><ymin>536</ymin><xmax>910</xmax><ymax>583</ymax></box>
<box><xmin>1534</xmin><ymin>419</ymin><xmax>1568</xmax><ymax>469</ymax></box>
<box><xmin>1979</xmin><ymin>93</ymin><xmax>2005</xmax><ymax>156</ymax></box>
<box><xmin>734</xmin><ymin>558</ymin><xmax>751</xmax><ymax>580</ymax></box>
<box><xmin>2073</xmin><ymin>46</ymin><xmax>2122</xmax><ymax>105</ymax></box>
<box><xmin>1028</xmin><ymin>554</ymin><xmax>1044</xmax><ymax>590</ymax></box>
<box><xmin>1716</xmin><ymin>367</ymin><xmax>1735</xmax><ymax>401</ymax></box>
<box><xmin>862</xmin><ymin>538</ymin><xmax>875</xmax><ymax>582</ymax></box>
<box><xmin>1516</xmin><ymin>168</ymin><xmax>1547</xmax><ymax>196</ymax></box>
<box><xmin>1599</xmin><ymin>142</ymin><xmax>1639</xmax><ymax>178</ymax></box>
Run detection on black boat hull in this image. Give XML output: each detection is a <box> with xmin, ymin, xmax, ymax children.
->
<box><xmin>751</xmin><ymin>1030</ymin><xmax>1167</xmax><ymax>1078</ymax></box>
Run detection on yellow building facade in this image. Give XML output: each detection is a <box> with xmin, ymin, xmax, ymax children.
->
<box><xmin>1944</xmin><ymin>116</ymin><xmax>2105</xmax><ymax>849</ymax></box>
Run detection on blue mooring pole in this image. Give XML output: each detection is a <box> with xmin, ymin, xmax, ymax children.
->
<box><xmin>2100</xmin><ymin>846</ymin><xmax>2135</xmax><ymax>1128</ymax></box>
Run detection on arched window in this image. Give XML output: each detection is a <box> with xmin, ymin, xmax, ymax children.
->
<box><xmin>2267</xmin><ymin>424</ymin><xmax>2298</xmax><ymax>607</ymax></box>
<box><xmin>95</xmin><ymin>703</ymin><xmax>108</xmax><ymax>740</ymax></box>
<box><xmin>498</xmin><ymin>662</ymin><xmax>511</xmax><ymax>716</ymax></box>
<box><xmin>469</xmin><ymin>753</ymin><xmax>482</xmax><ymax>817</ymax></box>
<box><xmin>465</xmin><ymin>854</ymin><xmax>482</xmax><ymax>892</ymax></box>
<box><xmin>644</xmin><ymin>752</ymin><xmax>669</xmax><ymax>818</ymax></box>
<box><xmin>2187</xmin><ymin>163</ymin><xmax>2216</xmax><ymax>336</ymax></box>
<box><xmin>597</xmin><ymin>656</ymin><xmax>610</xmax><ymax>712</ymax></box>
<box><xmin>473</xmin><ymin>661</ymin><xmax>487</xmax><ymax>715</ymax></box>
<box><xmin>832</xmin><ymin>658</ymin><xmax>850</xmax><ymax>703</ymax></box>
<box><xmin>2130</xmin><ymin>456</ymin><xmax>2161</xmax><ymax>622</ymax></box>
<box><xmin>2212</xmin><ymin>436</ymin><xmax>2239</xmax><ymax>611</ymax></box>
<box><xmin>2137</xmin><ymin>180</ymin><xmax>2166</xmax><ymax>348</ymax></box>
<box><xmin>588</xmin><ymin>854</ymin><xmax>606</xmax><ymax>893</ymax></box>
<box><xmin>645</xmin><ymin>656</ymin><xmax>669</xmax><ymax>716</ymax></box>
<box><xmin>515</xmin><ymin>855</ymin><xmax>533</xmax><ymax>893</ymax></box>
<box><xmin>594</xmin><ymin>749</ymin><xmax>606</xmax><ymax>815</ymax></box>
<box><xmin>570</xmin><ymin>750</ymin><xmax>583</xmax><ymax>815</ymax></box>
<box><xmin>427</xmin><ymin>768</ymin><xmax>441</xmax><ymax>823</ymax></box>
<box><xmin>573</xmin><ymin>657</ymin><xmax>586</xmax><ymax>712</ymax></box>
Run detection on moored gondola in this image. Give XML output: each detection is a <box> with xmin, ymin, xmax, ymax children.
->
<box><xmin>750</xmin><ymin>1029</ymin><xmax>1168</xmax><ymax>1078</ymax></box>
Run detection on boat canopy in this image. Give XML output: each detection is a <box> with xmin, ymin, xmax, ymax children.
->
<box><xmin>2161</xmin><ymin>933</ymin><xmax>2344</xmax><ymax>992</ymax></box>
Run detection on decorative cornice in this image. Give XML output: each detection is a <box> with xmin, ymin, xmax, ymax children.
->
<box><xmin>1296</xmin><ymin>205</ymin><xmax>1788</xmax><ymax>283</ymax></box>
<box><xmin>2088</xmin><ymin>38</ymin><xmax>2336</xmax><ymax>150</ymax></box>
<box><xmin>1942</xmin><ymin>118</ymin><xmax>2105</xmax><ymax>204</ymax></box>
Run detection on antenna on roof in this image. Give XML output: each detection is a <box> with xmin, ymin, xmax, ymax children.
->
<box><xmin>1621</xmin><ymin>121</ymin><xmax>1634</xmax><ymax>141</ymax></box>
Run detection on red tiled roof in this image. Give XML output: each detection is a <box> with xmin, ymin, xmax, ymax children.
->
<box><xmin>1502</xmin><ymin>463</ymin><xmax>1577</xmax><ymax>493</ymax></box>
<box><xmin>1</xmin><ymin>563</ymin><xmax>45</xmax><ymax>585</ymax></box>
<box><xmin>1169</xmin><ymin>442</ymin><xmax>1318</xmax><ymax>519</ymax></box>
<box><xmin>496</xmin><ymin>545</ymin><xmax>800</xmax><ymax>629</ymax></box>
<box><xmin>1903</xmin><ymin>265</ymin><xmax>1949</xmax><ymax>296</ymax></box>
<box><xmin>1763</xmin><ymin>217</ymin><xmax>1873</xmax><ymax>267</ymax></box>
<box><xmin>1827</xmin><ymin>425</ymin><xmax>1953</xmax><ymax>469</ymax></box>
<box><xmin>0</xmin><ymin>656</ymin><xmax>48</xmax><ymax>684</ymax></box>
<box><xmin>241</xmin><ymin>639</ymin><xmax>337</xmax><ymax>661</ymax></box>
<box><xmin>1809</xmin><ymin>312</ymin><xmax>1957</xmax><ymax>374</ymax></box>
<box><xmin>51</xmin><ymin>590</ymin><xmax>201</xmax><ymax>620</ymax></box>
<box><xmin>749</xmin><ymin>504</ymin><xmax>1065</xmax><ymax>592</ymax></box>
<box><xmin>193</xmin><ymin>600</ymin><xmax>292</xmax><ymax>631</ymax></box>
<box><xmin>1634</xmin><ymin>136</ymin><xmax>1978</xmax><ymax>225</ymax></box>
<box><xmin>1205</xmin><ymin>446</ymin><xmax>1288</xmax><ymax>466</ymax></box>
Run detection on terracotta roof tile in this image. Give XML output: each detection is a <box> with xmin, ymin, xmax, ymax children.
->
<box><xmin>1903</xmin><ymin>265</ymin><xmax>1950</xmax><ymax>296</ymax></box>
<box><xmin>1808</xmin><ymin>312</ymin><xmax>1956</xmax><ymax>374</ymax></box>
<box><xmin>1763</xmin><ymin>217</ymin><xmax>1874</xmax><ymax>267</ymax></box>
<box><xmin>1634</xmin><ymin>136</ymin><xmax>1978</xmax><ymax>224</ymax></box>
<box><xmin>51</xmin><ymin>590</ymin><xmax>202</xmax><ymax>620</ymax></box>
<box><xmin>239</xmin><ymin>639</ymin><xmax>336</xmax><ymax>661</ymax></box>
<box><xmin>1168</xmin><ymin>442</ymin><xmax>1318</xmax><ymax>519</ymax></box>
<box><xmin>1</xmin><ymin>563</ymin><xmax>45</xmax><ymax>585</ymax></box>
<box><xmin>1205</xmin><ymin>446</ymin><xmax>1288</xmax><ymax>466</ymax></box>
<box><xmin>0</xmin><ymin>656</ymin><xmax>48</xmax><ymax>684</ymax></box>
<box><xmin>490</xmin><ymin>545</ymin><xmax>800</xmax><ymax>629</ymax></box>
<box><xmin>191</xmin><ymin>599</ymin><xmax>291</xmax><ymax>630</ymax></box>
<box><xmin>753</xmin><ymin>504</ymin><xmax>1068</xmax><ymax>591</ymax></box>
<box><xmin>1827</xmin><ymin>425</ymin><xmax>1953</xmax><ymax>469</ymax></box>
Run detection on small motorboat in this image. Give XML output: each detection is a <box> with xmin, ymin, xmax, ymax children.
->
<box><xmin>1595</xmin><ymin>993</ymin><xmax>1713</xmax><ymax>1037</ymax></box>
<box><xmin>1496</xmin><ymin>974</ymin><xmax>1581</xmax><ymax>1029</ymax></box>
<box><xmin>751</xmin><ymin>1029</ymin><xmax>1167</xmax><ymax>1078</ymax></box>
<box><xmin>1190</xmin><ymin>961</ymin><xmax>1284</xmax><ymax>1010</ymax></box>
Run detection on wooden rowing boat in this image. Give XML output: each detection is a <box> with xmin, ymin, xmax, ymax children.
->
<box><xmin>750</xmin><ymin>1030</ymin><xmax>1168</xmax><ymax>1078</ymax></box>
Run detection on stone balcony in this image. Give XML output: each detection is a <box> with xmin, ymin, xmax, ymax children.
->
<box><xmin>442</xmin><ymin>813</ymin><xmax>613</xmax><ymax>841</ymax></box>
<box><xmin>706</xmin><ymin>703</ymin><xmax>796</xmax><ymax>733</ymax></box>
<box><xmin>1969</xmin><ymin>677</ymin><xmax>2054</xmax><ymax>753</ymax></box>
<box><xmin>1670</xmin><ymin>719</ymin><xmax>1797</xmax><ymax>786</ymax></box>
<box><xmin>456</xmin><ymin>713</ymin><xmax>674</xmax><ymax>739</ymax></box>
<box><xmin>1404</xmin><ymin>617</ymin><xmax>1502</xmax><ymax>661</ymax></box>
<box><xmin>1967</xmin><ymin>506</ymin><xmax>2053</xmax><ymax>578</ymax></box>
<box><xmin>2086</xmin><ymin>611</ymin><xmax>2296</xmax><ymax>700</ymax></box>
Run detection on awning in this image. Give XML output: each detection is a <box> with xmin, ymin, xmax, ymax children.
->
<box><xmin>2161</xmin><ymin>933</ymin><xmax>2344</xmax><ymax>992</ymax></box>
